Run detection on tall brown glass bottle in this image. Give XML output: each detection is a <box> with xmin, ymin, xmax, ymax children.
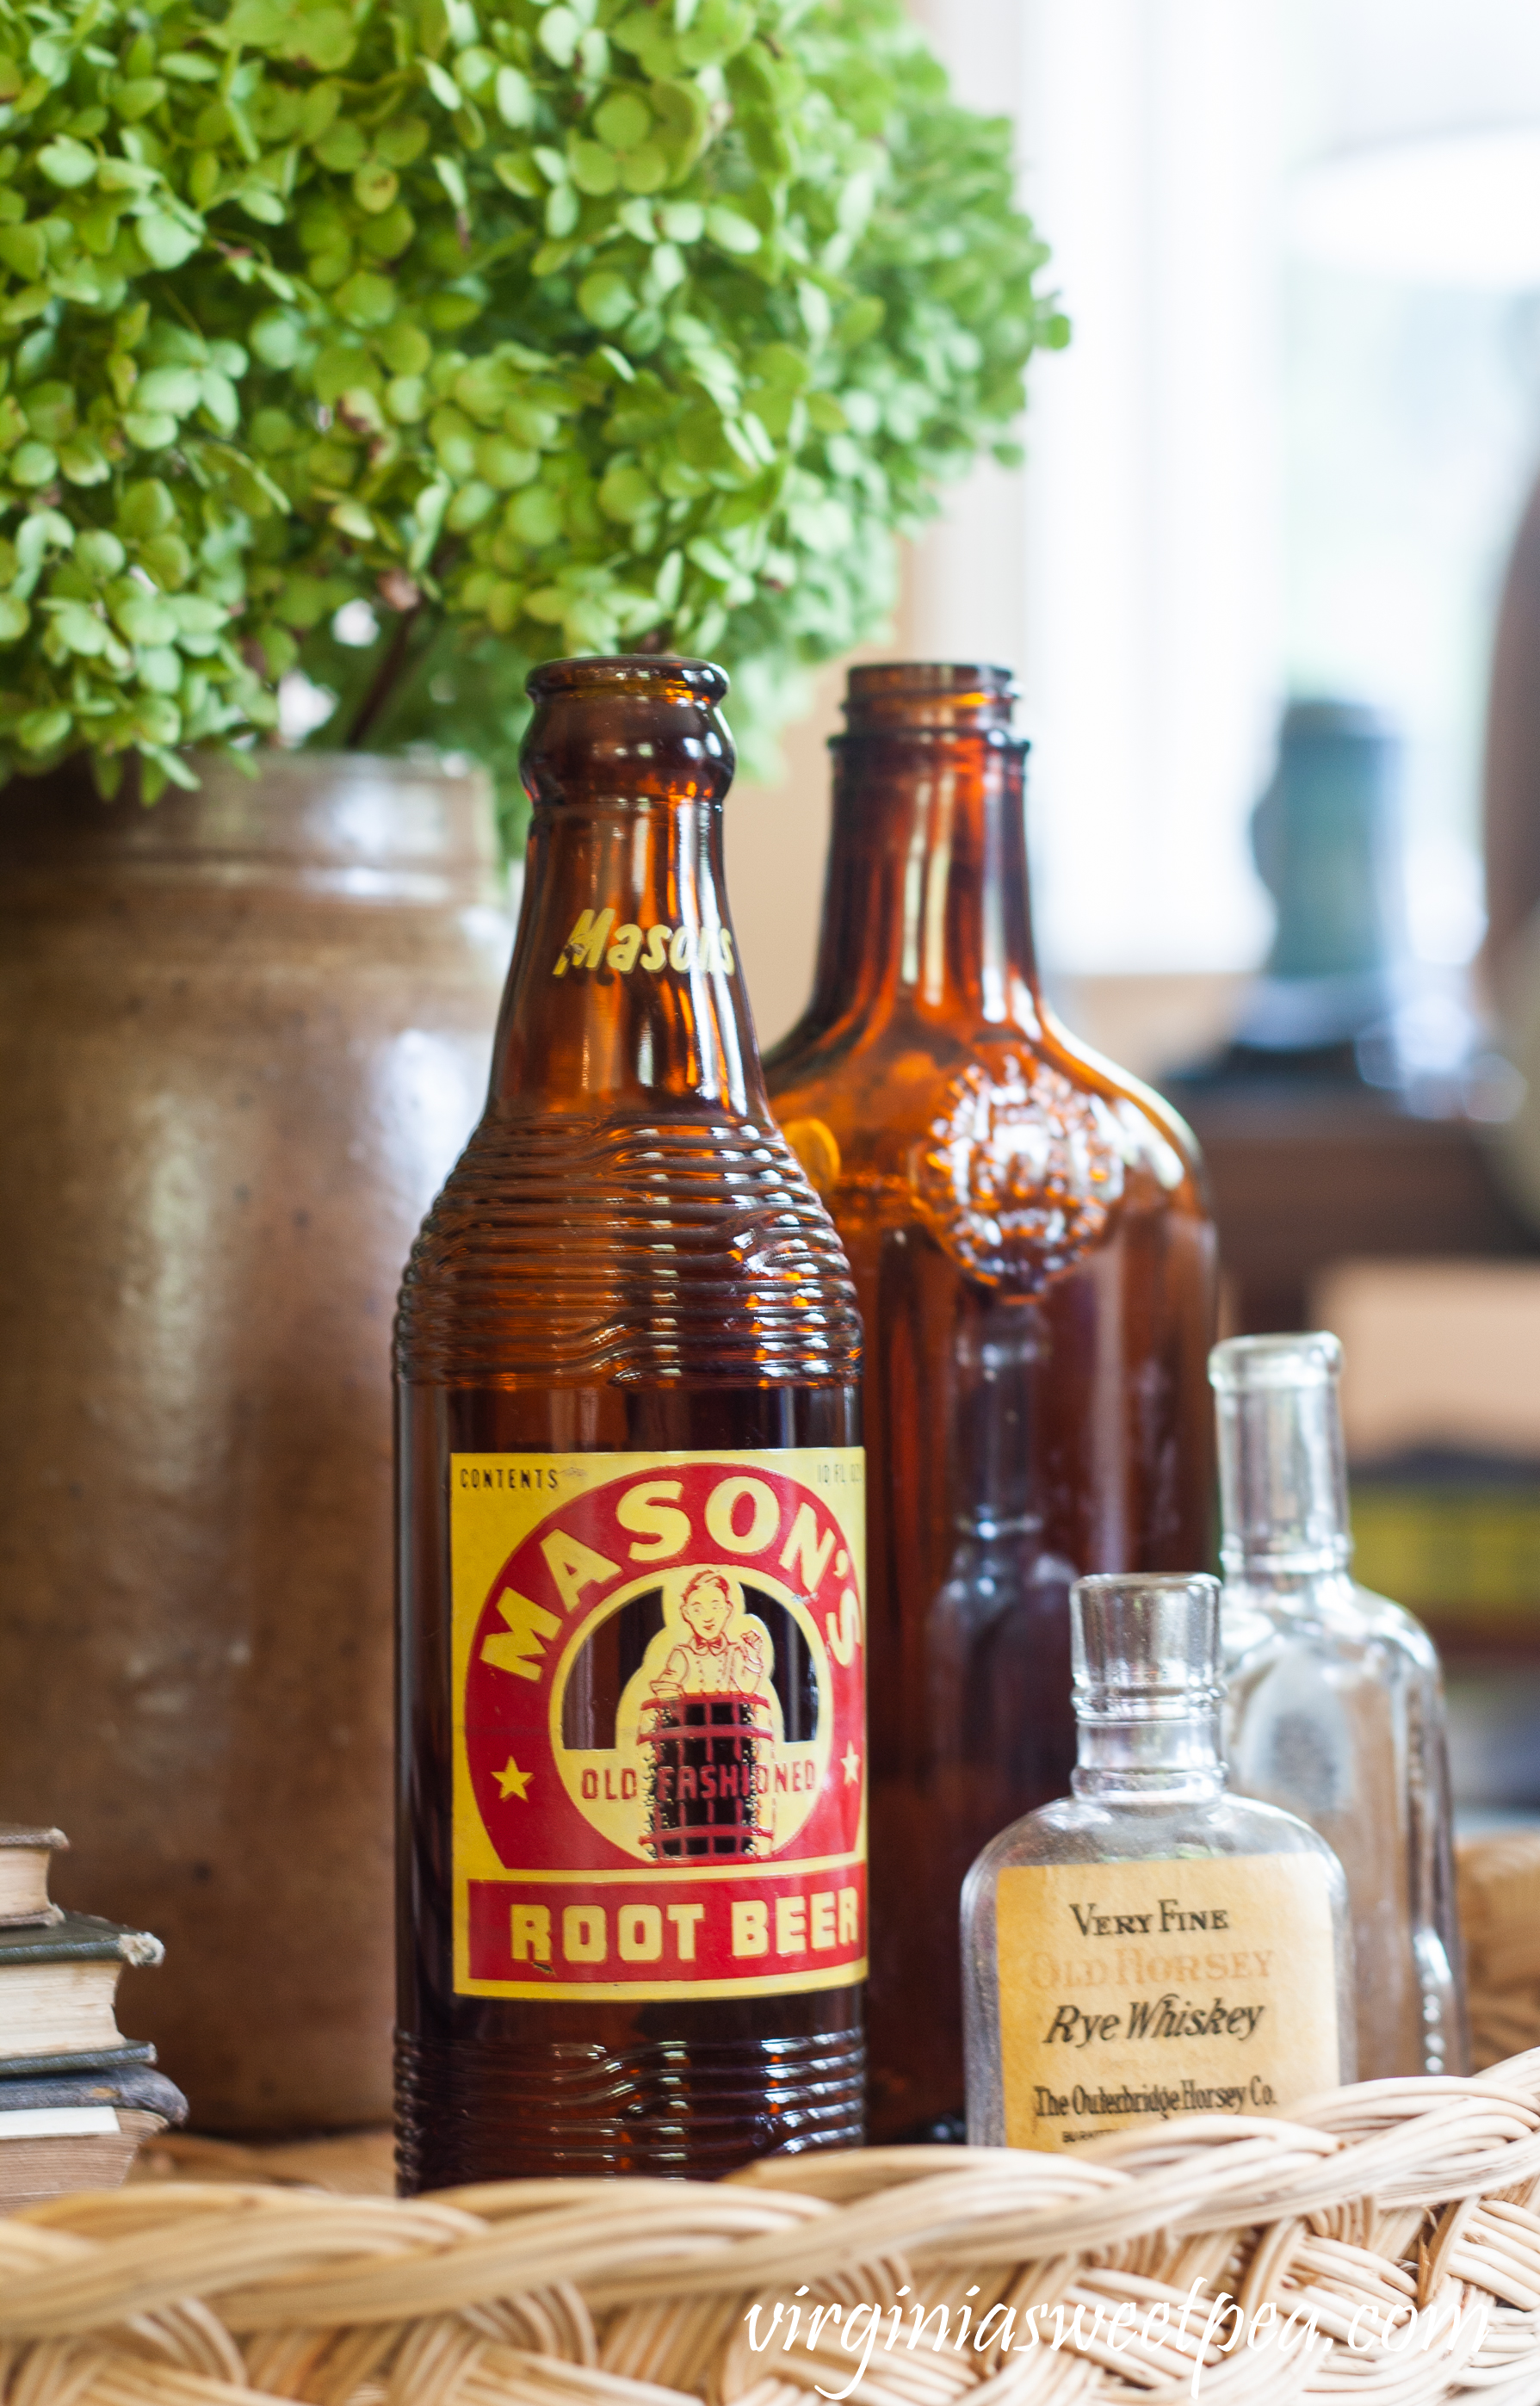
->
<box><xmin>765</xmin><ymin>664</ymin><xmax>1217</xmax><ymax>2141</ymax></box>
<box><xmin>396</xmin><ymin>659</ymin><xmax>867</xmax><ymax>2188</ymax></box>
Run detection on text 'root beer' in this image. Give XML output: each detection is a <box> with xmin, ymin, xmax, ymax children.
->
<box><xmin>394</xmin><ymin>657</ymin><xmax>867</xmax><ymax>2186</ymax></box>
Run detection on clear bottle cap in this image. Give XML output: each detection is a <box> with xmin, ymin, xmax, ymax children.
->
<box><xmin>1071</xmin><ymin>1573</ymin><xmax>1223</xmax><ymax>1723</ymax></box>
<box><xmin>1209</xmin><ymin>1331</ymin><xmax>1351</xmax><ymax>1574</ymax></box>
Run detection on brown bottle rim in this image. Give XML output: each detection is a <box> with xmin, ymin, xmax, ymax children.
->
<box><xmin>839</xmin><ymin>661</ymin><xmax>1021</xmax><ymax>737</ymax></box>
<box><xmin>525</xmin><ymin>655</ymin><xmax>729</xmax><ymax>703</ymax></box>
<box><xmin>846</xmin><ymin>662</ymin><xmax>1017</xmax><ymax>699</ymax></box>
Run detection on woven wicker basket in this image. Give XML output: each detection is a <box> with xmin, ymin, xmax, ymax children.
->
<box><xmin>3</xmin><ymin>1834</ymin><xmax>1540</xmax><ymax>2406</ymax></box>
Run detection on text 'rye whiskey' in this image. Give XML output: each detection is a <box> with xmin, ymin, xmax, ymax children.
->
<box><xmin>394</xmin><ymin>658</ymin><xmax>866</xmax><ymax>2186</ymax></box>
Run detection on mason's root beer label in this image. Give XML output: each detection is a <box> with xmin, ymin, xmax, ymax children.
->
<box><xmin>994</xmin><ymin>1853</ymin><xmax>1340</xmax><ymax>2149</ymax></box>
<box><xmin>452</xmin><ymin>1449</ymin><xmax>866</xmax><ymax>2001</ymax></box>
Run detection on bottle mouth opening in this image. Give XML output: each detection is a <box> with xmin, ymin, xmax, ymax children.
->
<box><xmin>841</xmin><ymin>661</ymin><xmax>1018</xmax><ymax>732</ymax></box>
<box><xmin>1210</xmin><ymin>1332</ymin><xmax>1343</xmax><ymax>1393</ymax></box>
<box><xmin>526</xmin><ymin>655</ymin><xmax>729</xmax><ymax>705</ymax></box>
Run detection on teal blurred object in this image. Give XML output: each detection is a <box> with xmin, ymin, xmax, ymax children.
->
<box><xmin>1237</xmin><ymin>697</ymin><xmax>1408</xmax><ymax>1058</ymax></box>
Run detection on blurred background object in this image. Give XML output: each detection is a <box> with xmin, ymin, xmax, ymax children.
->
<box><xmin>729</xmin><ymin>0</ymin><xmax>1540</xmax><ymax>1833</ymax></box>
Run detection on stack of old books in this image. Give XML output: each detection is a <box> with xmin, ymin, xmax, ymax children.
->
<box><xmin>0</xmin><ymin>1823</ymin><xmax>186</xmax><ymax>2211</ymax></box>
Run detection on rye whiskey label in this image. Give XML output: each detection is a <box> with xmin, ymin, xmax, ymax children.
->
<box><xmin>994</xmin><ymin>1853</ymin><xmax>1339</xmax><ymax>2149</ymax></box>
<box><xmin>451</xmin><ymin>1449</ymin><xmax>866</xmax><ymax>2001</ymax></box>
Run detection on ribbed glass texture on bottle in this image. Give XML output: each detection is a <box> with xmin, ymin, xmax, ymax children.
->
<box><xmin>766</xmin><ymin>665</ymin><xmax>1217</xmax><ymax>2140</ymax></box>
<box><xmin>395</xmin><ymin>659</ymin><xmax>864</xmax><ymax>2186</ymax></box>
<box><xmin>1214</xmin><ymin>1332</ymin><xmax>1469</xmax><ymax>2078</ymax></box>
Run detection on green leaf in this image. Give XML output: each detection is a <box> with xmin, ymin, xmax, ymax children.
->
<box><xmin>492</xmin><ymin>150</ymin><xmax>542</xmax><ymax>197</ymax></box>
<box><xmin>595</xmin><ymin>90</ymin><xmax>651</xmax><ymax>152</ymax></box>
<box><xmin>570</xmin><ymin>142</ymin><xmax>618</xmax><ymax>196</ymax></box>
<box><xmin>0</xmin><ymin>594</ymin><xmax>28</xmax><ymax>640</ymax></box>
<box><xmin>378</xmin><ymin>321</ymin><xmax>431</xmax><ymax>375</ymax></box>
<box><xmin>330</xmin><ymin>498</ymin><xmax>376</xmax><ymax>540</ymax></box>
<box><xmin>434</xmin><ymin>152</ymin><xmax>470</xmax><ymax>210</ymax></box>
<box><xmin>137</xmin><ymin>532</ymin><xmax>189</xmax><ymax>587</ymax></box>
<box><xmin>537</xmin><ymin>7</ymin><xmax>581</xmax><ymax>66</ymax></box>
<box><xmin>76</xmin><ymin>529</ymin><xmax>127</xmax><ymax>576</ymax></box>
<box><xmin>598</xmin><ymin>461</ymin><xmax>653</xmax><ymax>523</ymax></box>
<box><xmin>122</xmin><ymin>411</ymin><xmax>177</xmax><ymax>449</ymax></box>
<box><xmin>705</xmin><ymin>205</ymin><xmax>760</xmax><ymax>256</ymax></box>
<box><xmin>9</xmin><ymin>441</ymin><xmax>56</xmax><ymax>486</ymax></box>
<box><xmin>618</xmin><ymin>145</ymin><xmax>667</xmax><ymax>195</ymax></box>
<box><xmin>59</xmin><ymin>439</ymin><xmax>111</xmax><ymax>486</ymax></box>
<box><xmin>445</xmin><ymin>479</ymin><xmax>495</xmax><ymax>530</ymax></box>
<box><xmin>250</xmin><ymin>310</ymin><xmax>302</xmax><ymax>368</ymax></box>
<box><xmin>137</xmin><ymin>644</ymin><xmax>181</xmax><ymax>693</ymax></box>
<box><xmin>474</xmin><ymin>436</ymin><xmax>536</xmax><ymax>489</ymax></box>
<box><xmin>136</xmin><ymin>367</ymin><xmax>201</xmax><ymax>416</ymax></box>
<box><xmin>659</xmin><ymin>201</ymin><xmax>703</xmax><ymax>243</ymax></box>
<box><xmin>37</xmin><ymin>139</ymin><xmax>96</xmax><ymax>189</ymax></box>
<box><xmin>281</xmin><ymin>10</ymin><xmax>356</xmax><ymax>71</ymax></box>
<box><xmin>354</xmin><ymin>163</ymin><xmax>399</xmax><ymax>213</ymax></box>
<box><xmin>168</xmin><ymin>595</ymin><xmax>226</xmax><ymax>635</ymax></box>
<box><xmin>422</xmin><ymin>59</ymin><xmax>461</xmax><ymax>109</ymax></box>
<box><xmin>114</xmin><ymin>77</ymin><xmax>167</xmax><ymax>121</ymax></box>
<box><xmin>495</xmin><ymin>67</ymin><xmax>533</xmax><ymax>128</ymax></box>
<box><xmin>135</xmin><ymin>213</ymin><xmax>200</xmax><ymax>269</ymax></box>
<box><xmin>17</xmin><ymin>706</ymin><xmax>71</xmax><ymax>752</ymax></box>
<box><xmin>112</xmin><ymin>590</ymin><xmax>178</xmax><ymax>643</ymax></box>
<box><xmin>334</xmin><ymin>271</ymin><xmax>397</xmax><ymax>329</ymax></box>
<box><xmin>578</xmin><ymin>269</ymin><xmax>632</xmax><ymax>331</ymax></box>
<box><xmin>119</xmin><ymin>481</ymin><xmax>176</xmax><ymax>537</ymax></box>
<box><xmin>0</xmin><ymin>225</ymin><xmax>46</xmax><ymax>280</ymax></box>
<box><xmin>506</xmin><ymin>486</ymin><xmax>562</xmax><ymax>546</ymax></box>
<box><xmin>313</xmin><ymin>119</ymin><xmax>367</xmax><ymax>170</ymax></box>
<box><xmin>376</xmin><ymin>116</ymin><xmax>430</xmax><ymax>168</ymax></box>
<box><xmin>387</xmin><ymin>374</ymin><xmax>428</xmax><ymax>423</ymax></box>
<box><xmin>49</xmin><ymin>599</ymin><xmax>109</xmax><ymax>655</ymax></box>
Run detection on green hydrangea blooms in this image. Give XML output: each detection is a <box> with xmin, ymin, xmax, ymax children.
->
<box><xmin>0</xmin><ymin>0</ymin><xmax>1066</xmax><ymax>815</ymax></box>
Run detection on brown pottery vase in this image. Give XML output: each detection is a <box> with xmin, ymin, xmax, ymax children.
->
<box><xmin>0</xmin><ymin>752</ymin><xmax>509</xmax><ymax>2129</ymax></box>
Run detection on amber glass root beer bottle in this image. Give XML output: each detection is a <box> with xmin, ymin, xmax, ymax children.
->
<box><xmin>395</xmin><ymin>659</ymin><xmax>866</xmax><ymax>2188</ymax></box>
<box><xmin>765</xmin><ymin>664</ymin><xmax>1216</xmax><ymax>2142</ymax></box>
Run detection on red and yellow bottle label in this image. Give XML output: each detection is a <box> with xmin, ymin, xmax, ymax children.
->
<box><xmin>451</xmin><ymin>1448</ymin><xmax>866</xmax><ymax>2001</ymax></box>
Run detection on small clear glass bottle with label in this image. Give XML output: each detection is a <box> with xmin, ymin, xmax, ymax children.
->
<box><xmin>1214</xmin><ymin>1333</ymin><xmax>1468</xmax><ymax>2080</ymax></box>
<box><xmin>962</xmin><ymin>1573</ymin><xmax>1353</xmax><ymax>2150</ymax></box>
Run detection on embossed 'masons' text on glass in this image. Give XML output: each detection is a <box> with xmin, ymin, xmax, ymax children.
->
<box><xmin>395</xmin><ymin>659</ymin><xmax>866</xmax><ymax>2186</ymax></box>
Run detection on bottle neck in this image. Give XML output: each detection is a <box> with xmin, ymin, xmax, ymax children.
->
<box><xmin>1216</xmin><ymin>1372</ymin><xmax>1353</xmax><ymax>1586</ymax></box>
<box><xmin>804</xmin><ymin>727</ymin><xmax>1042</xmax><ymax>1036</ymax></box>
<box><xmin>951</xmin><ymin>1294</ymin><xmax>1045</xmax><ymax>1542</ymax></box>
<box><xmin>491</xmin><ymin>795</ymin><xmax>766</xmax><ymax>1116</ymax></box>
<box><xmin>1072</xmin><ymin>1705</ymin><xmax>1226</xmax><ymax>1799</ymax></box>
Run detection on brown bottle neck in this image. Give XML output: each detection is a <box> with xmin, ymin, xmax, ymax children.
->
<box><xmin>491</xmin><ymin>794</ymin><xmax>766</xmax><ymax>1117</ymax></box>
<box><xmin>806</xmin><ymin>727</ymin><xmax>1042</xmax><ymax>1035</ymax></box>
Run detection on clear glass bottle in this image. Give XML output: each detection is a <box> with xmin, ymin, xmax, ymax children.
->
<box><xmin>1213</xmin><ymin>1333</ymin><xmax>1469</xmax><ymax>2080</ymax></box>
<box><xmin>963</xmin><ymin>1573</ymin><xmax>1353</xmax><ymax>2150</ymax></box>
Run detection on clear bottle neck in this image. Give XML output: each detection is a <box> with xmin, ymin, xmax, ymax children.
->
<box><xmin>1072</xmin><ymin>1708</ymin><xmax>1226</xmax><ymax>1799</ymax></box>
<box><xmin>802</xmin><ymin>663</ymin><xmax>1042</xmax><ymax>1037</ymax></box>
<box><xmin>950</xmin><ymin>1294</ymin><xmax>1045</xmax><ymax>1544</ymax></box>
<box><xmin>1211</xmin><ymin>1333</ymin><xmax>1353</xmax><ymax>1585</ymax></box>
<box><xmin>490</xmin><ymin>659</ymin><xmax>766</xmax><ymax>1116</ymax></box>
<box><xmin>1070</xmin><ymin>1574</ymin><xmax>1227</xmax><ymax>1800</ymax></box>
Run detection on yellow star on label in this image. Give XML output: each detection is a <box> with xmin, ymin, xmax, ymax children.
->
<box><xmin>842</xmin><ymin>1742</ymin><xmax>861</xmax><ymax>1785</ymax></box>
<box><xmin>495</xmin><ymin>1755</ymin><xmax>533</xmax><ymax>1801</ymax></box>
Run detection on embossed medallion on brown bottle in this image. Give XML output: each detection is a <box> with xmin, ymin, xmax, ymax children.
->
<box><xmin>765</xmin><ymin>664</ymin><xmax>1218</xmax><ymax>2141</ymax></box>
<box><xmin>395</xmin><ymin>659</ymin><xmax>867</xmax><ymax>2187</ymax></box>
